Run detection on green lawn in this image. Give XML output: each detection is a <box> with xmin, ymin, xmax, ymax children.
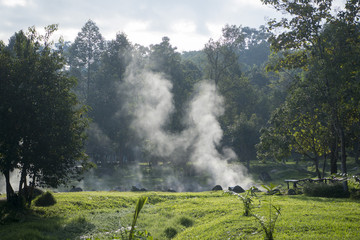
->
<box><xmin>1</xmin><ymin>190</ymin><xmax>359</xmax><ymax>240</ymax></box>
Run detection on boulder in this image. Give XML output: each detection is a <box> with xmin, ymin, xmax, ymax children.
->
<box><xmin>69</xmin><ymin>186</ymin><xmax>83</xmax><ymax>192</ymax></box>
<box><xmin>131</xmin><ymin>186</ymin><xmax>140</xmax><ymax>192</ymax></box>
<box><xmin>131</xmin><ymin>186</ymin><xmax>147</xmax><ymax>192</ymax></box>
<box><xmin>228</xmin><ymin>185</ymin><xmax>245</xmax><ymax>193</ymax></box>
<box><xmin>212</xmin><ymin>185</ymin><xmax>223</xmax><ymax>191</ymax></box>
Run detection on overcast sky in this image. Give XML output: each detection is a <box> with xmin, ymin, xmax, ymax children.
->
<box><xmin>0</xmin><ymin>0</ymin><xmax>346</xmax><ymax>51</ymax></box>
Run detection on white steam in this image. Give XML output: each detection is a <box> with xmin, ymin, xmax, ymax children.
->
<box><xmin>188</xmin><ymin>83</ymin><xmax>250</xmax><ymax>187</ymax></box>
<box><xmin>122</xmin><ymin>62</ymin><xmax>252</xmax><ymax>190</ymax></box>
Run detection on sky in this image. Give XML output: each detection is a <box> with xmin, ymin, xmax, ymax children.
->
<box><xmin>0</xmin><ymin>0</ymin><xmax>347</xmax><ymax>52</ymax></box>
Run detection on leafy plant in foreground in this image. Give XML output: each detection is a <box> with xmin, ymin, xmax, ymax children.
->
<box><xmin>262</xmin><ymin>183</ymin><xmax>280</xmax><ymax>195</ymax></box>
<box><xmin>239</xmin><ymin>186</ymin><xmax>257</xmax><ymax>216</ymax></box>
<box><xmin>253</xmin><ymin>184</ymin><xmax>281</xmax><ymax>240</ymax></box>
<box><xmin>128</xmin><ymin>196</ymin><xmax>152</xmax><ymax>240</ymax></box>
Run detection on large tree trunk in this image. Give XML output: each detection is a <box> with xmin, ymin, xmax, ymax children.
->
<box><xmin>18</xmin><ymin>167</ymin><xmax>27</xmax><ymax>197</ymax></box>
<box><xmin>330</xmin><ymin>138</ymin><xmax>338</xmax><ymax>174</ymax></box>
<box><xmin>4</xmin><ymin>170</ymin><xmax>15</xmax><ymax>202</ymax></box>
<box><xmin>354</xmin><ymin>140</ymin><xmax>359</xmax><ymax>164</ymax></box>
<box><xmin>314</xmin><ymin>156</ymin><xmax>321</xmax><ymax>179</ymax></box>
<box><xmin>322</xmin><ymin>154</ymin><xmax>327</xmax><ymax>178</ymax></box>
<box><xmin>26</xmin><ymin>174</ymin><xmax>37</xmax><ymax>205</ymax></box>
<box><xmin>339</xmin><ymin>127</ymin><xmax>348</xmax><ymax>192</ymax></box>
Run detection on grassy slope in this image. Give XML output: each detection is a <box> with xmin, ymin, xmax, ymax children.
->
<box><xmin>0</xmin><ymin>191</ymin><xmax>359</xmax><ymax>240</ymax></box>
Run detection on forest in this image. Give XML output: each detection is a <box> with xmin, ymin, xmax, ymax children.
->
<box><xmin>1</xmin><ymin>0</ymin><xmax>360</xmax><ymax>239</ymax></box>
<box><xmin>1</xmin><ymin>0</ymin><xmax>360</xmax><ymax>198</ymax></box>
<box><xmin>61</xmin><ymin>0</ymin><xmax>360</xmax><ymax>191</ymax></box>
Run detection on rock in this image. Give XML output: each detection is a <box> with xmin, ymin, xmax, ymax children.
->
<box><xmin>69</xmin><ymin>186</ymin><xmax>83</xmax><ymax>192</ymax></box>
<box><xmin>131</xmin><ymin>186</ymin><xmax>147</xmax><ymax>192</ymax></box>
<box><xmin>212</xmin><ymin>185</ymin><xmax>223</xmax><ymax>191</ymax></box>
<box><xmin>112</xmin><ymin>186</ymin><xmax>122</xmax><ymax>191</ymax></box>
<box><xmin>259</xmin><ymin>172</ymin><xmax>272</xmax><ymax>181</ymax></box>
<box><xmin>288</xmin><ymin>189</ymin><xmax>296</xmax><ymax>195</ymax></box>
<box><xmin>228</xmin><ymin>185</ymin><xmax>245</xmax><ymax>193</ymax></box>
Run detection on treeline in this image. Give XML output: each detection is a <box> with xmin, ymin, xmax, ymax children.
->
<box><xmin>2</xmin><ymin>1</ymin><xmax>358</xmax><ymax>199</ymax></box>
<box><xmin>63</xmin><ymin>0</ymin><xmax>360</xmax><ymax>181</ymax></box>
<box><xmin>257</xmin><ymin>0</ymin><xmax>360</xmax><ymax>184</ymax></box>
<box><xmin>63</xmin><ymin>20</ymin><xmax>285</xmax><ymax>171</ymax></box>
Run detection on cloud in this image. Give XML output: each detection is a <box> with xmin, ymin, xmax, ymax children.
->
<box><xmin>0</xmin><ymin>0</ymin><xmax>30</xmax><ymax>7</ymax></box>
<box><xmin>0</xmin><ymin>0</ymin><xmax>281</xmax><ymax>50</ymax></box>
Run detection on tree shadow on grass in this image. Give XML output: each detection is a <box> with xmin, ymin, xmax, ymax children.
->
<box><xmin>0</xmin><ymin>202</ymin><xmax>96</xmax><ymax>240</ymax></box>
<box><xmin>289</xmin><ymin>194</ymin><xmax>356</xmax><ymax>203</ymax></box>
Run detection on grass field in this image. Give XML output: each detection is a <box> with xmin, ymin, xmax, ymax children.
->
<box><xmin>1</xmin><ymin>189</ymin><xmax>360</xmax><ymax>240</ymax></box>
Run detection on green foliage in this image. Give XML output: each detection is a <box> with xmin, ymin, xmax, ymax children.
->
<box><xmin>253</xmin><ymin>184</ymin><xmax>281</xmax><ymax>240</ymax></box>
<box><xmin>164</xmin><ymin>227</ymin><xmax>177</xmax><ymax>239</ymax></box>
<box><xmin>69</xmin><ymin>19</ymin><xmax>105</xmax><ymax>102</ymax></box>
<box><xmin>179</xmin><ymin>216</ymin><xmax>194</xmax><ymax>227</ymax></box>
<box><xmin>239</xmin><ymin>187</ymin><xmax>257</xmax><ymax>216</ymax></box>
<box><xmin>253</xmin><ymin>203</ymin><xmax>281</xmax><ymax>240</ymax></box>
<box><xmin>262</xmin><ymin>183</ymin><xmax>281</xmax><ymax>195</ymax></box>
<box><xmin>303</xmin><ymin>183</ymin><xmax>350</xmax><ymax>198</ymax></box>
<box><xmin>348</xmin><ymin>175</ymin><xmax>360</xmax><ymax>200</ymax></box>
<box><xmin>258</xmin><ymin>0</ymin><xmax>360</xmax><ymax>179</ymax></box>
<box><xmin>0</xmin><ymin>26</ymin><xmax>90</xmax><ymax>204</ymax></box>
<box><xmin>128</xmin><ymin>196</ymin><xmax>149</xmax><ymax>240</ymax></box>
<box><xmin>33</xmin><ymin>191</ymin><xmax>57</xmax><ymax>207</ymax></box>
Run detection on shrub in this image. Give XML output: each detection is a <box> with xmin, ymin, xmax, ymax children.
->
<box><xmin>179</xmin><ymin>216</ymin><xmax>193</xmax><ymax>227</ymax></box>
<box><xmin>348</xmin><ymin>175</ymin><xmax>360</xmax><ymax>200</ymax></box>
<box><xmin>33</xmin><ymin>191</ymin><xmax>57</xmax><ymax>207</ymax></box>
<box><xmin>303</xmin><ymin>182</ymin><xmax>350</xmax><ymax>198</ymax></box>
<box><xmin>239</xmin><ymin>187</ymin><xmax>257</xmax><ymax>216</ymax></box>
<box><xmin>254</xmin><ymin>184</ymin><xmax>281</xmax><ymax>240</ymax></box>
<box><xmin>164</xmin><ymin>227</ymin><xmax>177</xmax><ymax>239</ymax></box>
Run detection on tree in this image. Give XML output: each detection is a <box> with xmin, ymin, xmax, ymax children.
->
<box><xmin>149</xmin><ymin>37</ymin><xmax>199</xmax><ymax>132</ymax></box>
<box><xmin>260</xmin><ymin>0</ymin><xmax>360</xmax><ymax>182</ymax></box>
<box><xmin>87</xmin><ymin>32</ymin><xmax>133</xmax><ymax>166</ymax></box>
<box><xmin>69</xmin><ymin>19</ymin><xmax>105</xmax><ymax>103</ymax></box>
<box><xmin>0</xmin><ymin>26</ymin><xmax>89</xmax><ymax>205</ymax></box>
<box><xmin>238</xmin><ymin>26</ymin><xmax>271</xmax><ymax>67</ymax></box>
<box><xmin>204</xmin><ymin>24</ymin><xmax>243</xmax><ymax>87</ymax></box>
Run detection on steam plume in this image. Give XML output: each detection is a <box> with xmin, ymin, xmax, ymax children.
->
<box><xmin>121</xmin><ymin>61</ymin><xmax>252</xmax><ymax>190</ymax></box>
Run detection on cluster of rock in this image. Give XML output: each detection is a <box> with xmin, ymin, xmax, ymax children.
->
<box><xmin>212</xmin><ymin>185</ymin><xmax>245</xmax><ymax>193</ymax></box>
<box><xmin>69</xmin><ymin>186</ymin><xmax>83</xmax><ymax>192</ymax></box>
<box><xmin>131</xmin><ymin>186</ymin><xmax>147</xmax><ymax>192</ymax></box>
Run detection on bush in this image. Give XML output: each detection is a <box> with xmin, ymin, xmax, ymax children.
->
<box><xmin>348</xmin><ymin>176</ymin><xmax>360</xmax><ymax>200</ymax></box>
<box><xmin>303</xmin><ymin>182</ymin><xmax>350</xmax><ymax>198</ymax></box>
<box><xmin>179</xmin><ymin>216</ymin><xmax>193</xmax><ymax>227</ymax></box>
<box><xmin>33</xmin><ymin>191</ymin><xmax>57</xmax><ymax>206</ymax></box>
<box><xmin>164</xmin><ymin>227</ymin><xmax>177</xmax><ymax>239</ymax></box>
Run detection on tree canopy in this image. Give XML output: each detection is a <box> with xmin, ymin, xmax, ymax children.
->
<box><xmin>0</xmin><ymin>25</ymin><xmax>89</xmax><ymax>205</ymax></box>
